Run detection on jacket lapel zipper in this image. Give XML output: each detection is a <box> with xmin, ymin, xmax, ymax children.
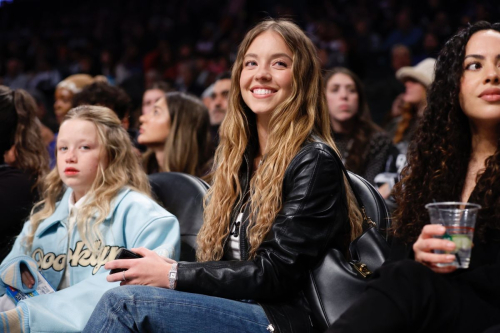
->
<box><xmin>230</xmin><ymin>212</ymin><xmax>244</xmax><ymax>237</ymax></box>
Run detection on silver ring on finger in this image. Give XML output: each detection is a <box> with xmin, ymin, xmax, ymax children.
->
<box><xmin>122</xmin><ymin>271</ymin><xmax>127</xmax><ymax>281</ymax></box>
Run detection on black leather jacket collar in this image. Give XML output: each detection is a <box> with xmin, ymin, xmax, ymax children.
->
<box><xmin>177</xmin><ymin>140</ymin><xmax>351</xmax><ymax>333</ymax></box>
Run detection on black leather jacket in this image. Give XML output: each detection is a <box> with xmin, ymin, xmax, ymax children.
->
<box><xmin>177</xmin><ymin>141</ymin><xmax>350</xmax><ymax>333</ymax></box>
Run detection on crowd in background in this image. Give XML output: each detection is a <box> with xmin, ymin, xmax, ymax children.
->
<box><xmin>1</xmin><ymin>1</ymin><xmax>500</xmax><ymax>330</ymax></box>
<box><xmin>0</xmin><ymin>0</ymin><xmax>498</xmax><ymax>129</ymax></box>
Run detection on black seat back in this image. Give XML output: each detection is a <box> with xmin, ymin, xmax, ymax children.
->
<box><xmin>149</xmin><ymin>172</ymin><xmax>209</xmax><ymax>262</ymax></box>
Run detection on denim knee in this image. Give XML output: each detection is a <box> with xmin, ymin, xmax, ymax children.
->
<box><xmin>99</xmin><ymin>286</ymin><xmax>135</xmax><ymax>308</ymax></box>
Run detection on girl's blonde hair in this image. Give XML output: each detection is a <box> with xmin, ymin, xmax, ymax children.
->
<box><xmin>25</xmin><ymin>105</ymin><xmax>151</xmax><ymax>252</ymax></box>
<box><xmin>197</xmin><ymin>18</ymin><xmax>363</xmax><ymax>261</ymax></box>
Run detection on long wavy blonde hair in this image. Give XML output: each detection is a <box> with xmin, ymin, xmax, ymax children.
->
<box><xmin>25</xmin><ymin>105</ymin><xmax>151</xmax><ymax>252</ymax></box>
<box><xmin>197</xmin><ymin>19</ymin><xmax>363</xmax><ymax>261</ymax></box>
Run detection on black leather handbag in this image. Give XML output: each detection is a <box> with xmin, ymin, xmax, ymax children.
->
<box><xmin>304</xmin><ymin>165</ymin><xmax>391</xmax><ymax>331</ymax></box>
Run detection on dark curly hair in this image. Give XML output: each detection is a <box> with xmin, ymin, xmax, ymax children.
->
<box><xmin>393</xmin><ymin>21</ymin><xmax>500</xmax><ymax>244</ymax></box>
<box><xmin>324</xmin><ymin>67</ymin><xmax>382</xmax><ymax>175</ymax></box>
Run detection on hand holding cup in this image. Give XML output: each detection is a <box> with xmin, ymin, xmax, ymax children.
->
<box><xmin>413</xmin><ymin>224</ymin><xmax>458</xmax><ymax>274</ymax></box>
<box><xmin>420</xmin><ymin>202</ymin><xmax>480</xmax><ymax>272</ymax></box>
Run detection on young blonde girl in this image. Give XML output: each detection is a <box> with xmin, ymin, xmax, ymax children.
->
<box><xmin>0</xmin><ymin>105</ymin><xmax>180</xmax><ymax>332</ymax></box>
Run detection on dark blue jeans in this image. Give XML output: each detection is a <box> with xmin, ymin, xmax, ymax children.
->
<box><xmin>83</xmin><ymin>285</ymin><xmax>270</xmax><ymax>333</ymax></box>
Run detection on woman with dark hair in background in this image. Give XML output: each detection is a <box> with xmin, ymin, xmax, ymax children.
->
<box><xmin>138</xmin><ymin>91</ymin><xmax>212</xmax><ymax>178</ymax></box>
<box><xmin>325</xmin><ymin>67</ymin><xmax>393</xmax><ymax>185</ymax></box>
<box><xmin>329</xmin><ymin>21</ymin><xmax>500</xmax><ymax>333</ymax></box>
<box><xmin>0</xmin><ymin>86</ymin><xmax>49</xmax><ymax>261</ymax></box>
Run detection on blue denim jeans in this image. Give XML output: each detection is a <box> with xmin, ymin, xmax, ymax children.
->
<box><xmin>83</xmin><ymin>285</ymin><xmax>270</xmax><ymax>333</ymax></box>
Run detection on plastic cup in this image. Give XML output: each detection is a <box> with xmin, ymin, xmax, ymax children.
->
<box><xmin>425</xmin><ymin>202</ymin><xmax>481</xmax><ymax>269</ymax></box>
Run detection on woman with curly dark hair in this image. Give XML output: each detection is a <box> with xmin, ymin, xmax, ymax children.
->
<box><xmin>325</xmin><ymin>68</ymin><xmax>393</xmax><ymax>185</ymax></box>
<box><xmin>0</xmin><ymin>86</ymin><xmax>49</xmax><ymax>261</ymax></box>
<box><xmin>328</xmin><ymin>21</ymin><xmax>500</xmax><ymax>333</ymax></box>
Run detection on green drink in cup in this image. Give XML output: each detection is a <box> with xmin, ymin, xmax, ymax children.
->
<box><xmin>425</xmin><ymin>202</ymin><xmax>481</xmax><ymax>269</ymax></box>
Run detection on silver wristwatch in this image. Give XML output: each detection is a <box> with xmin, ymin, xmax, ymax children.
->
<box><xmin>169</xmin><ymin>263</ymin><xmax>178</xmax><ymax>290</ymax></box>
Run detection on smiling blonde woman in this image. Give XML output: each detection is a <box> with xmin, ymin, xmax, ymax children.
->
<box><xmin>84</xmin><ymin>19</ymin><xmax>362</xmax><ymax>333</ymax></box>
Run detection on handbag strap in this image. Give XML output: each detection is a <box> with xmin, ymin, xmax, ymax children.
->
<box><xmin>331</xmin><ymin>150</ymin><xmax>376</xmax><ymax>228</ymax></box>
<box><xmin>310</xmin><ymin>135</ymin><xmax>376</xmax><ymax>228</ymax></box>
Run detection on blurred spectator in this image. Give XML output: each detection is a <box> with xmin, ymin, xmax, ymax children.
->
<box><xmin>352</xmin><ymin>20</ymin><xmax>382</xmax><ymax>56</ymax></box>
<box><xmin>0</xmin><ymin>86</ymin><xmax>49</xmax><ymax>261</ymax></box>
<box><xmin>196</xmin><ymin>23</ymin><xmax>216</xmax><ymax>55</ymax></box>
<box><xmin>72</xmin><ymin>81</ymin><xmax>132</xmax><ymax>129</ymax></box>
<box><xmin>325</xmin><ymin>68</ymin><xmax>393</xmax><ymax>185</ymax></box>
<box><xmin>175</xmin><ymin>60</ymin><xmax>205</xmax><ymax>96</ymax></box>
<box><xmin>144</xmin><ymin>69</ymin><xmax>163</xmax><ymax>90</ymax></box>
<box><xmin>383</xmin><ymin>8</ymin><xmax>423</xmax><ymax>52</ymax></box>
<box><xmin>413</xmin><ymin>31</ymin><xmax>441</xmax><ymax>63</ymax></box>
<box><xmin>311</xmin><ymin>20</ymin><xmax>348</xmax><ymax>68</ymax></box>
<box><xmin>382</xmin><ymin>92</ymin><xmax>405</xmax><ymax>128</ymax></box>
<box><xmin>194</xmin><ymin>56</ymin><xmax>211</xmax><ymax>88</ymax></box>
<box><xmin>0</xmin><ymin>0</ymin><xmax>498</xmax><ymax>129</ymax></box>
<box><xmin>49</xmin><ymin>74</ymin><xmax>105</xmax><ymax>167</ymax></box>
<box><xmin>142</xmin><ymin>81</ymin><xmax>171</xmax><ymax>115</ymax></box>
<box><xmin>115</xmin><ymin>44</ymin><xmax>142</xmax><ymax>85</ymax></box>
<box><xmin>429</xmin><ymin>11</ymin><xmax>453</xmax><ymax>40</ymax></box>
<box><xmin>2</xmin><ymin>58</ymin><xmax>29</xmax><ymax>90</ymax></box>
<box><xmin>27</xmin><ymin>56</ymin><xmax>62</xmax><ymax>97</ymax></box>
<box><xmin>363</xmin><ymin>44</ymin><xmax>408</xmax><ymax>125</ymax></box>
<box><xmin>391</xmin><ymin>44</ymin><xmax>412</xmax><ymax>71</ymax></box>
<box><xmin>99</xmin><ymin>49</ymin><xmax>117</xmax><ymax>84</ymax></box>
<box><xmin>138</xmin><ymin>92</ymin><xmax>212</xmax><ymax>179</ymax></box>
<box><xmin>143</xmin><ymin>40</ymin><xmax>178</xmax><ymax>83</ymax></box>
<box><xmin>208</xmin><ymin>55</ymin><xmax>229</xmax><ymax>76</ymax></box>
<box><xmin>27</xmin><ymin>88</ymin><xmax>58</xmax><ymax>146</ymax></box>
<box><xmin>201</xmin><ymin>83</ymin><xmax>214</xmax><ymax>110</ymax></box>
<box><xmin>208</xmin><ymin>71</ymin><xmax>231</xmax><ymax>151</ymax></box>
<box><xmin>54</xmin><ymin>74</ymin><xmax>104</xmax><ymax>124</ymax></box>
<box><xmin>389</xmin><ymin>58</ymin><xmax>436</xmax><ymax>149</ymax></box>
<box><xmin>376</xmin><ymin>58</ymin><xmax>436</xmax><ymax>197</ymax></box>
<box><xmin>349</xmin><ymin>18</ymin><xmax>382</xmax><ymax>77</ymax></box>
